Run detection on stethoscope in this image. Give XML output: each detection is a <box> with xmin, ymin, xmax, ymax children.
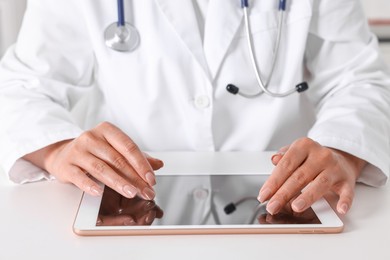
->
<box><xmin>104</xmin><ymin>0</ymin><xmax>140</xmax><ymax>52</ymax></box>
<box><xmin>104</xmin><ymin>0</ymin><xmax>308</xmax><ymax>98</ymax></box>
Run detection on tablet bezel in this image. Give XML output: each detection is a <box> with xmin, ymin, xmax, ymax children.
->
<box><xmin>73</xmin><ymin>173</ymin><xmax>344</xmax><ymax>236</ymax></box>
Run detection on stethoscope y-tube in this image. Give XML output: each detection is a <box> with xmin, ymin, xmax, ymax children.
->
<box><xmin>227</xmin><ymin>0</ymin><xmax>309</xmax><ymax>98</ymax></box>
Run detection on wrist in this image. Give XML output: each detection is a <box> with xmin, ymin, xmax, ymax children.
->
<box><xmin>23</xmin><ymin>139</ymin><xmax>73</xmax><ymax>172</ymax></box>
<box><xmin>329</xmin><ymin>148</ymin><xmax>367</xmax><ymax>179</ymax></box>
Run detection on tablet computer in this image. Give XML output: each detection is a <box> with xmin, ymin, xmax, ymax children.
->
<box><xmin>73</xmin><ymin>152</ymin><xmax>343</xmax><ymax>236</ymax></box>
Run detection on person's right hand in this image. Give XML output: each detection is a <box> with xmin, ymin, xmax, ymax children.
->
<box><xmin>23</xmin><ymin>122</ymin><xmax>164</xmax><ymax>200</ymax></box>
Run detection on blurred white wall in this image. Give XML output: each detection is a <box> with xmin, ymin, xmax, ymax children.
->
<box><xmin>361</xmin><ymin>0</ymin><xmax>390</xmax><ymax>20</ymax></box>
<box><xmin>0</xmin><ymin>0</ymin><xmax>26</xmax><ymax>57</ymax></box>
<box><xmin>361</xmin><ymin>0</ymin><xmax>390</xmax><ymax>40</ymax></box>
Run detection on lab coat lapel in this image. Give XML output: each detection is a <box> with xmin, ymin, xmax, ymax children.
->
<box><xmin>155</xmin><ymin>0</ymin><xmax>210</xmax><ymax>78</ymax></box>
<box><xmin>204</xmin><ymin>0</ymin><xmax>243</xmax><ymax>80</ymax></box>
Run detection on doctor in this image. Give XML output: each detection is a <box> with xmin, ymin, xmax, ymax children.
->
<box><xmin>0</xmin><ymin>0</ymin><xmax>389</xmax><ymax>216</ymax></box>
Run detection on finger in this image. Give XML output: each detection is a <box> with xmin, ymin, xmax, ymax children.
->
<box><xmin>290</xmin><ymin>170</ymin><xmax>334</xmax><ymax>213</ymax></box>
<box><xmin>271</xmin><ymin>145</ymin><xmax>290</xmax><ymax>165</ymax></box>
<box><xmin>97</xmin><ymin>122</ymin><xmax>156</xmax><ymax>186</ymax></box>
<box><xmin>88</xmin><ymin>139</ymin><xmax>156</xmax><ymax>187</ymax></box>
<box><xmin>269</xmin><ymin>159</ymin><xmax>323</xmax><ymax>214</ymax></box>
<box><xmin>271</xmin><ymin>154</ymin><xmax>283</xmax><ymax>166</ymax></box>
<box><xmin>335</xmin><ymin>183</ymin><xmax>355</xmax><ymax>215</ymax></box>
<box><xmin>63</xmin><ymin>165</ymin><xmax>103</xmax><ymax>196</ymax></box>
<box><xmin>144</xmin><ymin>153</ymin><xmax>164</xmax><ymax>170</ymax></box>
<box><xmin>258</xmin><ymin>144</ymin><xmax>308</xmax><ymax>203</ymax></box>
<box><xmin>77</xmin><ymin>154</ymin><xmax>155</xmax><ymax>200</ymax></box>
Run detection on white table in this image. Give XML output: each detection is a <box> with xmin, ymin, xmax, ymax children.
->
<box><xmin>1</xmin><ymin>152</ymin><xmax>389</xmax><ymax>260</ymax></box>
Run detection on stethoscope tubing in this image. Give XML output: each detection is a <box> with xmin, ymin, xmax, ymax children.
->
<box><xmin>117</xmin><ymin>0</ymin><xmax>126</xmax><ymax>27</ymax></box>
<box><xmin>241</xmin><ymin>5</ymin><xmax>296</xmax><ymax>98</ymax></box>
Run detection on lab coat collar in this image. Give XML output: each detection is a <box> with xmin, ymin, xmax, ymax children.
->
<box><xmin>155</xmin><ymin>0</ymin><xmax>211</xmax><ymax>79</ymax></box>
<box><xmin>204</xmin><ymin>0</ymin><xmax>243</xmax><ymax>80</ymax></box>
<box><xmin>155</xmin><ymin>0</ymin><xmax>243</xmax><ymax>81</ymax></box>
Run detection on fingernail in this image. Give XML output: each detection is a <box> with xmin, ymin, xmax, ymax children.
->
<box><xmin>258</xmin><ymin>188</ymin><xmax>271</xmax><ymax>203</ymax></box>
<box><xmin>292</xmin><ymin>198</ymin><xmax>307</xmax><ymax>212</ymax></box>
<box><xmin>339</xmin><ymin>203</ymin><xmax>349</xmax><ymax>215</ymax></box>
<box><xmin>267</xmin><ymin>201</ymin><xmax>281</xmax><ymax>215</ymax></box>
<box><xmin>123</xmin><ymin>185</ymin><xmax>137</xmax><ymax>198</ymax></box>
<box><xmin>90</xmin><ymin>186</ymin><xmax>103</xmax><ymax>196</ymax></box>
<box><xmin>271</xmin><ymin>152</ymin><xmax>285</xmax><ymax>161</ymax></box>
<box><xmin>142</xmin><ymin>187</ymin><xmax>156</xmax><ymax>200</ymax></box>
<box><xmin>271</xmin><ymin>154</ymin><xmax>279</xmax><ymax>162</ymax></box>
<box><xmin>145</xmin><ymin>172</ymin><xmax>156</xmax><ymax>186</ymax></box>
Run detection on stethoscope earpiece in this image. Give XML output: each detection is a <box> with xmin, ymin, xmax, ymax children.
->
<box><xmin>226</xmin><ymin>81</ymin><xmax>309</xmax><ymax>98</ymax></box>
<box><xmin>296</xmin><ymin>82</ymin><xmax>309</xmax><ymax>93</ymax></box>
<box><xmin>226</xmin><ymin>84</ymin><xmax>240</xmax><ymax>95</ymax></box>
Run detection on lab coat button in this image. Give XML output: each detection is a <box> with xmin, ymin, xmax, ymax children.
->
<box><xmin>194</xmin><ymin>95</ymin><xmax>210</xmax><ymax>109</ymax></box>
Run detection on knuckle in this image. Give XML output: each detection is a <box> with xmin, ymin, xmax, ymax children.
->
<box><xmin>291</xmin><ymin>171</ymin><xmax>308</xmax><ymax>186</ymax></box>
<box><xmin>112</xmin><ymin>156</ymin><xmax>128</xmax><ymax>170</ymax></box>
<box><xmin>124</xmin><ymin>141</ymin><xmax>139</xmax><ymax>154</ymax></box>
<box><xmin>294</xmin><ymin>137</ymin><xmax>313</xmax><ymax>148</ymax></box>
<box><xmin>318</xmin><ymin>175</ymin><xmax>331</xmax><ymax>186</ymax></box>
<box><xmin>92</xmin><ymin>161</ymin><xmax>106</xmax><ymax>175</ymax></box>
<box><xmin>78</xmin><ymin>131</ymin><xmax>95</xmax><ymax>146</ymax></box>
<box><xmin>97</xmin><ymin>121</ymin><xmax>112</xmax><ymax>130</ymax></box>
<box><xmin>280</xmin><ymin>158</ymin><xmax>295</xmax><ymax>172</ymax></box>
<box><xmin>280</xmin><ymin>192</ymin><xmax>292</xmax><ymax>204</ymax></box>
<box><xmin>318</xmin><ymin>149</ymin><xmax>333</xmax><ymax>162</ymax></box>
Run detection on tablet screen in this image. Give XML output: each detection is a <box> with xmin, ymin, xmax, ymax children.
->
<box><xmin>96</xmin><ymin>175</ymin><xmax>321</xmax><ymax>227</ymax></box>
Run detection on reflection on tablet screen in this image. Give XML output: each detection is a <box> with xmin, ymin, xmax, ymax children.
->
<box><xmin>96</xmin><ymin>175</ymin><xmax>321</xmax><ymax>226</ymax></box>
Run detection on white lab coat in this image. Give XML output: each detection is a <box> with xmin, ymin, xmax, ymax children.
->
<box><xmin>0</xmin><ymin>0</ymin><xmax>390</xmax><ymax>185</ymax></box>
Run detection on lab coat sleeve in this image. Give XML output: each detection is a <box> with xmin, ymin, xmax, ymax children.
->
<box><xmin>305</xmin><ymin>0</ymin><xmax>390</xmax><ymax>187</ymax></box>
<box><xmin>0</xmin><ymin>0</ymin><xmax>94</xmax><ymax>183</ymax></box>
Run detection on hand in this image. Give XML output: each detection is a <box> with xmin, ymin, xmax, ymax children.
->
<box><xmin>257</xmin><ymin>138</ymin><xmax>366</xmax><ymax>215</ymax></box>
<box><xmin>97</xmin><ymin>186</ymin><xmax>163</xmax><ymax>226</ymax></box>
<box><xmin>23</xmin><ymin>122</ymin><xmax>164</xmax><ymax>200</ymax></box>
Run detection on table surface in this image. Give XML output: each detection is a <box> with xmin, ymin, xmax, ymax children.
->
<box><xmin>1</xmin><ymin>152</ymin><xmax>389</xmax><ymax>260</ymax></box>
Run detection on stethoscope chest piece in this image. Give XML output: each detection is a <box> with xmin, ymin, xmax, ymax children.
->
<box><xmin>105</xmin><ymin>22</ymin><xmax>140</xmax><ymax>52</ymax></box>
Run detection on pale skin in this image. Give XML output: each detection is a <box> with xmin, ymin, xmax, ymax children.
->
<box><xmin>23</xmin><ymin>121</ymin><xmax>366</xmax><ymax>215</ymax></box>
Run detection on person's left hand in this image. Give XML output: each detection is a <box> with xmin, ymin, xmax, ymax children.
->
<box><xmin>257</xmin><ymin>137</ymin><xmax>367</xmax><ymax>215</ymax></box>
